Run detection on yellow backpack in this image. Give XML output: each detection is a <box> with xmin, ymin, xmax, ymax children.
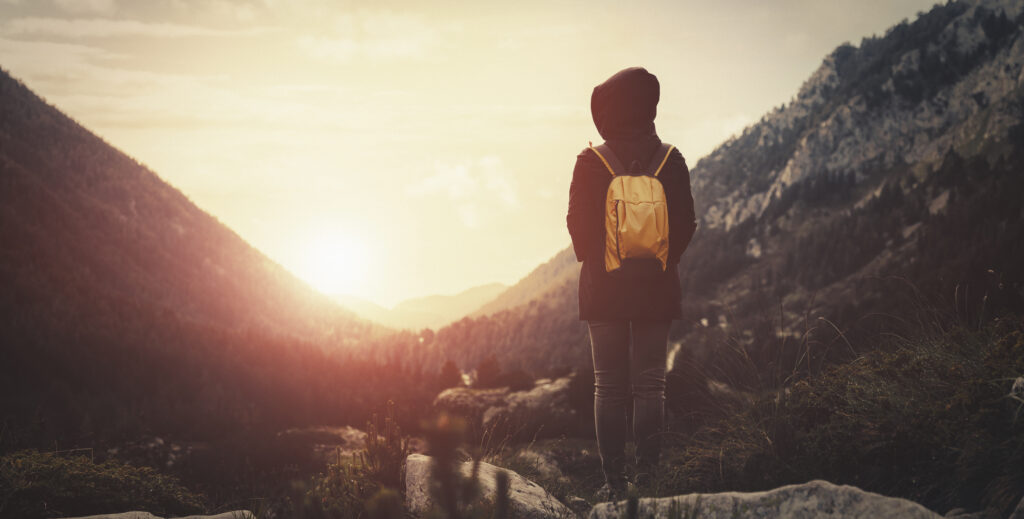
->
<box><xmin>588</xmin><ymin>143</ymin><xmax>675</xmax><ymax>273</ymax></box>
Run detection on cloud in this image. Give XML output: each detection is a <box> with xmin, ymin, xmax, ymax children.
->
<box><xmin>405</xmin><ymin>156</ymin><xmax>519</xmax><ymax>228</ymax></box>
<box><xmin>296</xmin><ymin>10</ymin><xmax>440</xmax><ymax>62</ymax></box>
<box><xmin>0</xmin><ymin>36</ymin><xmax>120</xmax><ymax>76</ymax></box>
<box><xmin>477</xmin><ymin>155</ymin><xmax>518</xmax><ymax>207</ymax></box>
<box><xmin>0</xmin><ymin>37</ymin><xmax>284</xmax><ymax>130</ymax></box>
<box><xmin>406</xmin><ymin>156</ymin><xmax>518</xmax><ymax>205</ymax></box>
<box><xmin>406</xmin><ymin>162</ymin><xmax>478</xmax><ymax>200</ymax></box>
<box><xmin>1</xmin><ymin>17</ymin><xmax>270</xmax><ymax>38</ymax></box>
<box><xmin>53</xmin><ymin>0</ymin><xmax>116</xmax><ymax>15</ymax></box>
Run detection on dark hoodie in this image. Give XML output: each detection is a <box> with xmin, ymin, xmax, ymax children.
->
<box><xmin>567</xmin><ymin>67</ymin><xmax>697</xmax><ymax>321</ymax></box>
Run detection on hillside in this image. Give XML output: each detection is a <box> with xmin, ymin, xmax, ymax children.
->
<box><xmin>337</xmin><ymin>282</ymin><xmax>507</xmax><ymax>330</ymax></box>
<box><xmin>0</xmin><ymin>68</ymin><xmax>420</xmax><ymax>448</ymax></box>
<box><xmin>411</xmin><ymin>0</ymin><xmax>1024</xmax><ymax>377</ymax></box>
<box><xmin>470</xmin><ymin>248</ymin><xmax>579</xmax><ymax>317</ymax></box>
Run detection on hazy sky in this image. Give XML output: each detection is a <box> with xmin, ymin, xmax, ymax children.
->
<box><xmin>0</xmin><ymin>0</ymin><xmax>941</xmax><ymax>306</ymax></box>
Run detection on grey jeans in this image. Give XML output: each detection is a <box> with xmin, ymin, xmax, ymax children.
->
<box><xmin>588</xmin><ymin>320</ymin><xmax>670</xmax><ymax>486</ymax></box>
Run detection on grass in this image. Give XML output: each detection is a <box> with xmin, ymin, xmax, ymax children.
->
<box><xmin>659</xmin><ymin>316</ymin><xmax>1024</xmax><ymax>516</ymax></box>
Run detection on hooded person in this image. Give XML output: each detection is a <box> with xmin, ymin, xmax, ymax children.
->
<box><xmin>566</xmin><ymin>67</ymin><xmax>697</xmax><ymax>498</ymax></box>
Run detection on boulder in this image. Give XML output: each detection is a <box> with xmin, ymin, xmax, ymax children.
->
<box><xmin>66</xmin><ymin>512</ymin><xmax>252</xmax><ymax>519</ymax></box>
<box><xmin>588</xmin><ymin>480</ymin><xmax>941</xmax><ymax>519</ymax></box>
<box><xmin>404</xmin><ymin>453</ymin><xmax>572</xmax><ymax>518</ymax></box>
<box><xmin>482</xmin><ymin>376</ymin><xmax>579</xmax><ymax>440</ymax></box>
<box><xmin>433</xmin><ymin>386</ymin><xmax>509</xmax><ymax>426</ymax></box>
<box><xmin>277</xmin><ymin>424</ymin><xmax>369</xmax><ymax>462</ymax></box>
<box><xmin>432</xmin><ymin>376</ymin><xmax>580</xmax><ymax>440</ymax></box>
<box><xmin>405</xmin><ymin>454</ymin><xmax>434</xmax><ymax>514</ymax></box>
<box><xmin>943</xmin><ymin>510</ymin><xmax>995</xmax><ymax>519</ymax></box>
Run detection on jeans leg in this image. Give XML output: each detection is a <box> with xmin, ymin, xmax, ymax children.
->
<box><xmin>630</xmin><ymin>320</ymin><xmax>670</xmax><ymax>473</ymax></box>
<box><xmin>588</xmin><ymin>320</ymin><xmax>630</xmax><ymax>488</ymax></box>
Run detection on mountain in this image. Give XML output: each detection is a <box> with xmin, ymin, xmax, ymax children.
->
<box><xmin>0</xmin><ymin>68</ymin><xmax>420</xmax><ymax>448</ymax></box>
<box><xmin>332</xmin><ymin>294</ymin><xmax>395</xmax><ymax>325</ymax></box>
<box><xmin>470</xmin><ymin>248</ymin><xmax>579</xmax><ymax>317</ymax></box>
<box><xmin>334</xmin><ymin>282</ymin><xmax>507</xmax><ymax>330</ymax></box>
<box><xmin>402</xmin><ymin>0</ymin><xmax>1024</xmax><ymax>377</ymax></box>
<box><xmin>678</xmin><ymin>0</ymin><xmax>1024</xmax><ymax>333</ymax></box>
<box><xmin>0</xmin><ymin>68</ymin><xmax>373</xmax><ymax>345</ymax></box>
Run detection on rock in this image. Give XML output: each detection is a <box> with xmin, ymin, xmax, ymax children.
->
<box><xmin>588</xmin><ymin>480</ymin><xmax>941</xmax><ymax>519</ymax></box>
<box><xmin>943</xmin><ymin>509</ymin><xmax>995</xmax><ymax>519</ymax></box>
<box><xmin>567</xmin><ymin>495</ymin><xmax>592</xmax><ymax>516</ymax></box>
<box><xmin>433</xmin><ymin>386</ymin><xmax>510</xmax><ymax>426</ymax></box>
<box><xmin>944</xmin><ymin>507</ymin><xmax>1001</xmax><ymax>519</ymax></box>
<box><xmin>1009</xmin><ymin>495</ymin><xmax>1024</xmax><ymax>519</ymax></box>
<box><xmin>482</xmin><ymin>376</ymin><xmax>579</xmax><ymax>440</ymax></box>
<box><xmin>695</xmin><ymin>7</ymin><xmax>1024</xmax><ymax>232</ymax></box>
<box><xmin>433</xmin><ymin>376</ymin><xmax>580</xmax><ymax>441</ymax></box>
<box><xmin>404</xmin><ymin>453</ymin><xmax>572</xmax><ymax>518</ymax></box>
<box><xmin>405</xmin><ymin>454</ymin><xmax>434</xmax><ymax>514</ymax></box>
<box><xmin>66</xmin><ymin>512</ymin><xmax>252</xmax><ymax>519</ymax></box>
<box><xmin>277</xmin><ymin>424</ymin><xmax>370</xmax><ymax>463</ymax></box>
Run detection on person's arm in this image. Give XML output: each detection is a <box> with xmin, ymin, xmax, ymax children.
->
<box><xmin>567</xmin><ymin>150</ymin><xmax>598</xmax><ymax>262</ymax></box>
<box><xmin>665</xmin><ymin>149</ymin><xmax>697</xmax><ymax>265</ymax></box>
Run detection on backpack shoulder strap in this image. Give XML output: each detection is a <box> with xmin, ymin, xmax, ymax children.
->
<box><xmin>588</xmin><ymin>143</ymin><xmax>625</xmax><ymax>177</ymax></box>
<box><xmin>647</xmin><ymin>143</ymin><xmax>676</xmax><ymax>177</ymax></box>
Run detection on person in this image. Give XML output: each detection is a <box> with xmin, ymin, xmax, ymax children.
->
<box><xmin>566</xmin><ymin>67</ymin><xmax>697</xmax><ymax>499</ymax></box>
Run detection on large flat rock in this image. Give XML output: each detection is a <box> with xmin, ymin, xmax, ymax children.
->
<box><xmin>405</xmin><ymin>453</ymin><xmax>572</xmax><ymax>518</ymax></box>
<box><xmin>588</xmin><ymin>480</ymin><xmax>941</xmax><ymax>519</ymax></box>
<box><xmin>64</xmin><ymin>512</ymin><xmax>252</xmax><ymax>519</ymax></box>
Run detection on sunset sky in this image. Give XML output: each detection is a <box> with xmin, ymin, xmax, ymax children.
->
<box><xmin>0</xmin><ymin>0</ymin><xmax>941</xmax><ymax>306</ymax></box>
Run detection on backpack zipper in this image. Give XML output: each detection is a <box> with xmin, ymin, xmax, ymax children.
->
<box><xmin>615</xmin><ymin>198</ymin><xmax>623</xmax><ymax>266</ymax></box>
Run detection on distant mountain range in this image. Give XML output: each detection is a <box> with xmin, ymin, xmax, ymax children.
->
<box><xmin>401</xmin><ymin>0</ymin><xmax>1024</xmax><ymax>376</ymax></box>
<box><xmin>334</xmin><ymin>282</ymin><xmax>507</xmax><ymax>330</ymax></box>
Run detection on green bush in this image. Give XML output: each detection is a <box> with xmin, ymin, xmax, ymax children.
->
<box><xmin>0</xmin><ymin>449</ymin><xmax>205</xmax><ymax>518</ymax></box>
<box><xmin>664</xmin><ymin>320</ymin><xmax>1024</xmax><ymax>516</ymax></box>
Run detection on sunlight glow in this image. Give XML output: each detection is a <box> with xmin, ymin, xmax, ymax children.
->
<box><xmin>294</xmin><ymin>233</ymin><xmax>371</xmax><ymax>296</ymax></box>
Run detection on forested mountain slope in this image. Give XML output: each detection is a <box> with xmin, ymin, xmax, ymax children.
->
<box><xmin>470</xmin><ymin>247</ymin><xmax>579</xmax><ymax>317</ymax></box>
<box><xmin>0</xmin><ymin>68</ymin><xmax>402</xmax><ymax>447</ymax></box>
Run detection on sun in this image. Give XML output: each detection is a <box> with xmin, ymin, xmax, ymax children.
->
<box><xmin>294</xmin><ymin>233</ymin><xmax>370</xmax><ymax>296</ymax></box>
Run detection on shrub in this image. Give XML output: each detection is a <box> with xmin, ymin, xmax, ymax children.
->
<box><xmin>473</xmin><ymin>356</ymin><xmax>502</xmax><ymax>389</ymax></box>
<box><xmin>360</xmin><ymin>401</ymin><xmax>411</xmax><ymax>489</ymax></box>
<box><xmin>0</xmin><ymin>449</ymin><xmax>205</xmax><ymax>518</ymax></box>
<box><xmin>291</xmin><ymin>461</ymin><xmax>378</xmax><ymax>519</ymax></box>
<box><xmin>663</xmin><ymin>319</ymin><xmax>1024</xmax><ymax>516</ymax></box>
<box><xmin>439</xmin><ymin>360</ymin><xmax>464</xmax><ymax>390</ymax></box>
<box><xmin>291</xmin><ymin>401</ymin><xmax>410</xmax><ymax>518</ymax></box>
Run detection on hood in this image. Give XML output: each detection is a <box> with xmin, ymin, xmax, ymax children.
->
<box><xmin>591</xmin><ymin>67</ymin><xmax>659</xmax><ymax>140</ymax></box>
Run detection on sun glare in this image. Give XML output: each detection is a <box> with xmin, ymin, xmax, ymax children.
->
<box><xmin>295</xmin><ymin>233</ymin><xmax>371</xmax><ymax>296</ymax></box>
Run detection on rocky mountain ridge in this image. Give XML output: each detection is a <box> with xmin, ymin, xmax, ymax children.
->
<box><xmin>697</xmin><ymin>0</ymin><xmax>1024</xmax><ymax>231</ymax></box>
